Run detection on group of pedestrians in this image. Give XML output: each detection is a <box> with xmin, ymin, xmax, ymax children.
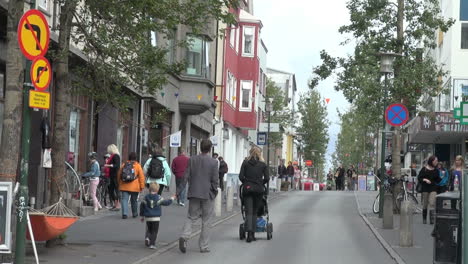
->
<box><xmin>330</xmin><ymin>164</ymin><xmax>357</xmax><ymax>191</ymax></box>
<box><xmin>277</xmin><ymin>160</ymin><xmax>301</xmax><ymax>189</ymax></box>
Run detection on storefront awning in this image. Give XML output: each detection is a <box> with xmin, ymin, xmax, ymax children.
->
<box><xmin>407</xmin><ymin>112</ymin><xmax>468</xmax><ymax>144</ymax></box>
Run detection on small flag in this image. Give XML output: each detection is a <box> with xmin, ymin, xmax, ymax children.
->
<box><xmin>174</xmin><ymin>92</ymin><xmax>179</xmax><ymax>97</ymax></box>
<box><xmin>161</xmin><ymin>92</ymin><xmax>165</xmax><ymax>97</ymax></box>
<box><xmin>232</xmin><ymin>96</ymin><xmax>236</xmax><ymax>101</ymax></box>
<box><xmin>214</xmin><ymin>96</ymin><xmax>218</xmax><ymax>101</ymax></box>
<box><xmin>325</xmin><ymin>98</ymin><xmax>330</xmax><ymax>104</ymax></box>
<box><xmin>197</xmin><ymin>94</ymin><xmax>202</xmax><ymax>100</ymax></box>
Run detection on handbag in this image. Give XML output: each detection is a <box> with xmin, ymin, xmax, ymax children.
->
<box><xmin>243</xmin><ymin>182</ymin><xmax>264</xmax><ymax>195</ymax></box>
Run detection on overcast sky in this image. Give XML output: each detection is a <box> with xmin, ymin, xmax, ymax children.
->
<box><xmin>254</xmin><ymin>0</ymin><xmax>353</xmax><ymax>170</ymax></box>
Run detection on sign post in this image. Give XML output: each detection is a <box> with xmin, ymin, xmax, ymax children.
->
<box><xmin>15</xmin><ymin>8</ymin><xmax>51</xmax><ymax>264</ymax></box>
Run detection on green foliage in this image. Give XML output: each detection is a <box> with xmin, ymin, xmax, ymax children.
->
<box><xmin>265</xmin><ymin>78</ymin><xmax>293</xmax><ymax>148</ymax></box>
<box><xmin>297</xmin><ymin>91</ymin><xmax>329</xmax><ymax>171</ymax></box>
<box><xmin>66</xmin><ymin>0</ymin><xmax>237</xmax><ymax>110</ymax></box>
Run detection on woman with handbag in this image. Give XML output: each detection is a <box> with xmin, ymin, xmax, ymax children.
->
<box><xmin>418</xmin><ymin>155</ymin><xmax>441</xmax><ymax>224</ymax></box>
<box><xmin>239</xmin><ymin>147</ymin><xmax>269</xmax><ymax>243</ymax></box>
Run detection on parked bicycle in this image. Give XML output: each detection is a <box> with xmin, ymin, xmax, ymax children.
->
<box><xmin>373</xmin><ymin>174</ymin><xmax>420</xmax><ymax>214</ymax></box>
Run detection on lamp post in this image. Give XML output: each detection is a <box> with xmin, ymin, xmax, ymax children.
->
<box><xmin>378</xmin><ymin>52</ymin><xmax>398</xmax><ymax>218</ymax></box>
<box><xmin>297</xmin><ymin>135</ymin><xmax>303</xmax><ymax>189</ymax></box>
<box><xmin>266</xmin><ymin>98</ymin><xmax>273</xmax><ymax>175</ymax></box>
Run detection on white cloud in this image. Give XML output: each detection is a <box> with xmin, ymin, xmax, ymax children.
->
<box><xmin>255</xmin><ymin>0</ymin><xmax>353</xmax><ymax>170</ymax></box>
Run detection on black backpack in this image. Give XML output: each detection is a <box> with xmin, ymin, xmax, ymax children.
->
<box><xmin>148</xmin><ymin>157</ymin><xmax>164</xmax><ymax>179</ymax></box>
<box><xmin>121</xmin><ymin>161</ymin><xmax>136</xmax><ymax>182</ymax></box>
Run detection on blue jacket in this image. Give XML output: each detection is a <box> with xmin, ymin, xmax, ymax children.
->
<box><xmin>139</xmin><ymin>193</ymin><xmax>172</xmax><ymax>217</ymax></box>
<box><xmin>437</xmin><ymin>168</ymin><xmax>450</xmax><ymax>187</ymax></box>
<box><xmin>83</xmin><ymin>160</ymin><xmax>100</xmax><ymax>180</ymax></box>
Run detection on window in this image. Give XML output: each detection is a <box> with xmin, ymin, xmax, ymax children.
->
<box><xmin>68</xmin><ymin>110</ymin><xmax>80</xmax><ymax>169</ymax></box>
<box><xmin>240</xmin><ymin>80</ymin><xmax>253</xmax><ymax>111</ymax></box>
<box><xmin>38</xmin><ymin>0</ymin><xmax>47</xmax><ymax>10</ymax></box>
<box><xmin>186</xmin><ymin>35</ymin><xmax>210</xmax><ymax>77</ymax></box>
<box><xmin>166</xmin><ymin>30</ymin><xmax>176</xmax><ymax>64</ymax></box>
<box><xmin>150</xmin><ymin>31</ymin><xmax>157</xmax><ymax>47</ymax></box>
<box><xmin>226</xmin><ymin>71</ymin><xmax>236</xmax><ymax>107</ymax></box>
<box><xmin>229</xmin><ymin>27</ymin><xmax>235</xmax><ymax>47</ymax></box>
<box><xmin>461</xmin><ymin>0</ymin><xmax>468</xmax><ymax>21</ymax></box>
<box><xmin>235</xmin><ymin>28</ymin><xmax>240</xmax><ymax>53</ymax></box>
<box><xmin>462</xmin><ymin>24</ymin><xmax>468</xmax><ymax>49</ymax></box>
<box><xmin>242</xmin><ymin>26</ymin><xmax>255</xmax><ymax>57</ymax></box>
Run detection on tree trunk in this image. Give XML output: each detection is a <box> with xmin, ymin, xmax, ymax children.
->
<box><xmin>49</xmin><ymin>0</ymin><xmax>77</xmax><ymax>204</ymax></box>
<box><xmin>0</xmin><ymin>0</ymin><xmax>24</xmax><ymax>183</ymax></box>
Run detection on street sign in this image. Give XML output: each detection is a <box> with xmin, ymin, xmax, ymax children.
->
<box><xmin>385</xmin><ymin>103</ymin><xmax>409</xmax><ymax>127</ymax></box>
<box><xmin>258</xmin><ymin>122</ymin><xmax>280</xmax><ymax>132</ymax></box>
<box><xmin>29</xmin><ymin>90</ymin><xmax>50</xmax><ymax>109</ymax></box>
<box><xmin>30</xmin><ymin>56</ymin><xmax>52</xmax><ymax>91</ymax></box>
<box><xmin>305</xmin><ymin>160</ymin><xmax>313</xmax><ymax>167</ymax></box>
<box><xmin>454</xmin><ymin>107</ymin><xmax>461</xmax><ymax>119</ymax></box>
<box><xmin>17</xmin><ymin>9</ymin><xmax>50</xmax><ymax>60</ymax></box>
<box><xmin>257</xmin><ymin>132</ymin><xmax>267</xmax><ymax>145</ymax></box>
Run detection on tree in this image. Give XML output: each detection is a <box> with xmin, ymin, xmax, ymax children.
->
<box><xmin>309</xmin><ymin>0</ymin><xmax>454</xmax><ymax>185</ymax></box>
<box><xmin>265</xmin><ymin>78</ymin><xmax>293</xmax><ymax>148</ymax></box>
<box><xmin>49</xmin><ymin>0</ymin><xmax>237</xmax><ymax>203</ymax></box>
<box><xmin>297</xmin><ymin>90</ymin><xmax>329</xmax><ymax>180</ymax></box>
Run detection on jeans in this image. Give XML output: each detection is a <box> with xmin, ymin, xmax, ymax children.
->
<box><xmin>121</xmin><ymin>191</ymin><xmax>139</xmax><ymax>217</ymax></box>
<box><xmin>244</xmin><ymin>193</ymin><xmax>262</xmax><ymax>232</ymax></box>
<box><xmin>176</xmin><ymin>178</ymin><xmax>186</xmax><ymax>204</ymax></box>
<box><xmin>181</xmin><ymin>198</ymin><xmax>214</xmax><ymax>250</ymax></box>
<box><xmin>90</xmin><ymin>178</ymin><xmax>101</xmax><ymax>209</ymax></box>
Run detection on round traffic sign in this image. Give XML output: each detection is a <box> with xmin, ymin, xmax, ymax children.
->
<box><xmin>30</xmin><ymin>56</ymin><xmax>52</xmax><ymax>91</ymax></box>
<box><xmin>385</xmin><ymin>103</ymin><xmax>409</xmax><ymax>127</ymax></box>
<box><xmin>17</xmin><ymin>9</ymin><xmax>50</xmax><ymax>60</ymax></box>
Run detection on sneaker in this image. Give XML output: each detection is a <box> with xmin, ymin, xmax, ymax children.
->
<box><xmin>200</xmin><ymin>248</ymin><xmax>210</xmax><ymax>253</ymax></box>
<box><xmin>145</xmin><ymin>238</ymin><xmax>150</xmax><ymax>247</ymax></box>
<box><xmin>94</xmin><ymin>208</ymin><xmax>99</xmax><ymax>212</ymax></box>
<box><xmin>179</xmin><ymin>203</ymin><xmax>185</xmax><ymax>207</ymax></box>
<box><xmin>179</xmin><ymin>237</ymin><xmax>187</xmax><ymax>253</ymax></box>
<box><xmin>122</xmin><ymin>215</ymin><xmax>128</xmax><ymax>219</ymax></box>
<box><xmin>149</xmin><ymin>245</ymin><xmax>156</xmax><ymax>250</ymax></box>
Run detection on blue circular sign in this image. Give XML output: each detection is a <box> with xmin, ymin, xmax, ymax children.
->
<box><xmin>385</xmin><ymin>103</ymin><xmax>409</xmax><ymax>127</ymax></box>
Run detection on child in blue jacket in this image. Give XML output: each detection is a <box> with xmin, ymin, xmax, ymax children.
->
<box><xmin>140</xmin><ymin>182</ymin><xmax>175</xmax><ymax>249</ymax></box>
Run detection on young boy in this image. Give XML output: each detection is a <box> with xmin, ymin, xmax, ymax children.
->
<box><xmin>140</xmin><ymin>182</ymin><xmax>175</xmax><ymax>249</ymax></box>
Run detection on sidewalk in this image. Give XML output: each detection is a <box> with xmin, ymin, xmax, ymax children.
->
<box><xmin>25</xmin><ymin>190</ymin><xmax>283</xmax><ymax>264</ymax></box>
<box><xmin>355</xmin><ymin>191</ymin><xmax>433</xmax><ymax>264</ymax></box>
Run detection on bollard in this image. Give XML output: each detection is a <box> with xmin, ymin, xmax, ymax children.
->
<box><xmin>383</xmin><ymin>193</ymin><xmax>394</xmax><ymax>229</ymax></box>
<box><xmin>399</xmin><ymin>200</ymin><xmax>413</xmax><ymax>247</ymax></box>
<box><xmin>214</xmin><ymin>188</ymin><xmax>222</xmax><ymax>217</ymax></box>
<box><xmin>226</xmin><ymin>186</ymin><xmax>234</xmax><ymax>212</ymax></box>
<box><xmin>302</xmin><ymin>182</ymin><xmax>305</xmax><ymax>191</ymax></box>
<box><xmin>277</xmin><ymin>178</ymin><xmax>282</xmax><ymax>192</ymax></box>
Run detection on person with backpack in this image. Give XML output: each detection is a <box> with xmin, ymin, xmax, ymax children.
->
<box><xmin>82</xmin><ymin>152</ymin><xmax>102</xmax><ymax>212</ymax></box>
<box><xmin>104</xmin><ymin>144</ymin><xmax>121</xmax><ymax>211</ymax></box>
<box><xmin>171</xmin><ymin>149</ymin><xmax>190</xmax><ymax>206</ymax></box>
<box><xmin>118</xmin><ymin>152</ymin><xmax>145</xmax><ymax>219</ymax></box>
<box><xmin>144</xmin><ymin>146</ymin><xmax>172</xmax><ymax>195</ymax></box>
<box><xmin>140</xmin><ymin>182</ymin><xmax>176</xmax><ymax>249</ymax></box>
<box><xmin>218</xmin><ymin>156</ymin><xmax>228</xmax><ymax>192</ymax></box>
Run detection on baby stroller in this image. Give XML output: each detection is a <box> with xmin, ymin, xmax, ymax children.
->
<box><xmin>239</xmin><ymin>183</ymin><xmax>273</xmax><ymax>240</ymax></box>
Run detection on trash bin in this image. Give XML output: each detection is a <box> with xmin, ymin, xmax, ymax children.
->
<box><xmin>432</xmin><ymin>192</ymin><xmax>460</xmax><ymax>264</ymax></box>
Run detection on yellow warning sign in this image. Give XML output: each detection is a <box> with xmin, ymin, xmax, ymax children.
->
<box><xmin>29</xmin><ymin>90</ymin><xmax>50</xmax><ymax>109</ymax></box>
<box><xmin>30</xmin><ymin>56</ymin><xmax>52</xmax><ymax>91</ymax></box>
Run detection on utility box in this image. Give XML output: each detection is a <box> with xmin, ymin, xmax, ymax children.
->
<box><xmin>432</xmin><ymin>192</ymin><xmax>460</xmax><ymax>264</ymax></box>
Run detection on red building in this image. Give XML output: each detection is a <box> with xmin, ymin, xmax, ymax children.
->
<box><xmin>222</xmin><ymin>9</ymin><xmax>263</xmax><ymax>130</ymax></box>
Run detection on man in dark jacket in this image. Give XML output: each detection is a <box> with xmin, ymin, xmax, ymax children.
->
<box><xmin>179</xmin><ymin>139</ymin><xmax>219</xmax><ymax>254</ymax></box>
<box><xmin>335</xmin><ymin>165</ymin><xmax>345</xmax><ymax>191</ymax></box>
<box><xmin>278</xmin><ymin>160</ymin><xmax>287</xmax><ymax>179</ymax></box>
<box><xmin>218</xmin><ymin>157</ymin><xmax>228</xmax><ymax>191</ymax></box>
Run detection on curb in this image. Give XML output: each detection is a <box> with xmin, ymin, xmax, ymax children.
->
<box><xmin>353</xmin><ymin>191</ymin><xmax>406</xmax><ymax>264</ymax></box>
<box><xmin>132</xmin><ymin>192</ymin><xmax>285</xmax><ymax>264</ymax></box>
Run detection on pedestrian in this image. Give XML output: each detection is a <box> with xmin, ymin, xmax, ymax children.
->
<box><xmin>335</xmin><ymin>165</ymin><xmax>345</xmax><ymax>191</ymax></box>
<box><xmin>239</xmin><ymin>146</ymin><xmax>269</xmax><ymax>243</ymax></box>
<box><xmin>104</xmin><ymin>144</ymin><xmax>121</xmax><ymax>211</ymax></box>
<box><xmin>171</xmin><ymin>149</ymin><xmax>190</xmax><ymax>206</ymax></box>
<box><xmin>144</xmin><ymin>146</ymin><xmax>171</xmax><ymax>195</ymax></box>
<box><xmin>118</xmin><ymin>152</ymin><xmax>146</xmax><ymax>219</ymax></box>
<box><xmin>436</xmin><ymin>162</ymin><xmax>450</xmax><ymax>194</ymax></box>
<box><xmin>179</xmin><ymin>139</ymin><xmax>219</xmax><ymax>254</ymax></box>
<box><xmin>294</xmin><ymin>165</ymin><xmax>301</xmax><ymax>190</ymax></box>
<box><xmin>418</xmin><ymin>155</ymin><xmax>441</xmax><ymax>224</ymax></box>
<box><xmin>101</xmin><ymin>154</ymin><xmax>111</xmax><ymax>207</ymax></box>
<box><xmin>218</xmin><ymin>156</ymin><xmax>228</xmax><ymax>192</ymax></box>
<box><xmin>82</xmin><ymin>152</ymin><xmax>102</xmax><ymax>212</ymax></box>
<box><xmin>278</xmin><ymin>160</ymin><xmax>287</xmax><ymax>179</ymax></box>
<box><xmin>347</xmin><ymin>165</ymin><xmax>357</xmax><ymax>191</ymax></box>
<box><xmin>213</xmin><ymin>153</ymin><xmax>220</xmax><ymax>169</ymax></box>
<box><xmin>450</xmin><ymin>155</ymin><xmax>465</xmax><ymax>192</ymax></box>
<box><xmin>140</xmin><ymin>182</ymin><xmax>176</xmax><ymax>249</ymax></box>
<box><xmin>286</xmin><ymin>161</ymin><xmax>295</xmax><ymax>188</ymax></box>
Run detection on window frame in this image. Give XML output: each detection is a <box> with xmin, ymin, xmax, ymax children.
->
<box><xmin>185</xmin><ymin>35</ymin><xmax>210</xmax><ymax>78</ymax></box>
<box><xmin>239</xmin><ymin>80</ymin><xmax>253</xmax><ymax>111</ymax></box>
<box><xmin>242</xmin><ymin>26</ymin><xmax>255</xmax><ymax>57</ymax></box>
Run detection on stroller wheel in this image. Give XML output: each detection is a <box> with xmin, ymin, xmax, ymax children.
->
<box><xmin>239</xmin><ymin>224</ymin><xmax>246</xmax><ymax>240</ymax></box>
<box><xmin>267</xmin><ymin>223</ymin><xmax>273</xmax><ymax>240</ymax></box>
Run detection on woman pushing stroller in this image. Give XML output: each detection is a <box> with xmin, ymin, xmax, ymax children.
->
<box><xmin>239</xmin><ymin>147</ymin><xmax>269</xmax><ymax>243</ymax></box>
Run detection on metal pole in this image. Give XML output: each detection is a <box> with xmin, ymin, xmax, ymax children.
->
<box><xmin>266</xmin><ymin>104</ymin><xmax>271</xmax><ymax>176</ymax></box>
<box><xmin>463</xmin><ymin>169</ymin><xmax>467</xmax><ymax>264</ymax></box>
<box><xmin>379</xmin><ymin>73</ymin><xmax>388</xmax><ymax>219</ymax></box>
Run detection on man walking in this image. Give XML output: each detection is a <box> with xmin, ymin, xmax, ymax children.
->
<box><xmin>335</xmin><ymin>165</ymin><xmax>345</xmax><ymax>191</ymax></box>
<box><xmin>171</xmin><ymin>149</ymin><xmax>190</xmax><ymax>206</ymax></box>
<box><xmin>278</xmin><ymin>160</ymin><xmax>287</xmax><ymax>179</ymax></box>
<box><xmin>347</xmin><ymin>165</ymin><xmax>357</xmax><ymax>191</ymax></box>
<box><xmin>218</xmin><ymin>156</ymin><xmax>228</xmax><ymax>191</ymax></box>
<box><xmin>179</xmin><ymin>139</ymin><xmax>219</xmax><ymax>253</ymax></box>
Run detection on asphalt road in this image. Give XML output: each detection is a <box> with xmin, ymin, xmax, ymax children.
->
<box><xmin>139</xmin><ymin>191</ymin><xmax>396</xmax><ymax>264</ymax></box>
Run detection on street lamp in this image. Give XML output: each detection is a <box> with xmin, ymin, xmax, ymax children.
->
<box><xmin>266</xmin><ymin>98</ymin><xmax>273</xmax><ymax>175</ymax></box>
<box><xmin>378</xmin><ymin>51</ymin><xmax>399</xmax><ymax>218</ymax></box>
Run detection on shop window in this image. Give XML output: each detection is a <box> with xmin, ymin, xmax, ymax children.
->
<box><xmin>186</xmin><ymin>35</ymin><xmax>210</xmax><ymax>78</ymax></box>
<box><xmin>462</xmin><ymin>23</ymin><xmax>468</xmax><ymax>49</ymax></box>
<box><xmin>68</xmin><ymin>110</ymin><xmax>80</xmax><ymax>169</ymax></box>
<box><xmin>242</xmin><ymin>26</ymin><xmax>255</xmax><ymax>57</ymax></box>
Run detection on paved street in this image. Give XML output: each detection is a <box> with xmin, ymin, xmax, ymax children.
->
<box><xmin>138</xmin><ymin>191</ymin><xmax>395</xmax><ymax>264</ymax></box>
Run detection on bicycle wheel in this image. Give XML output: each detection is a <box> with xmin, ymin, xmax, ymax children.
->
<box><xmin>373</xmin><ymin>193</ymin><xmax>380</xmax><ymax>214</ymax></box>
<box><xmin>396</xmin><ymin>193</ymin><xmax>421</xmax><ymax>214</ymax></box>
